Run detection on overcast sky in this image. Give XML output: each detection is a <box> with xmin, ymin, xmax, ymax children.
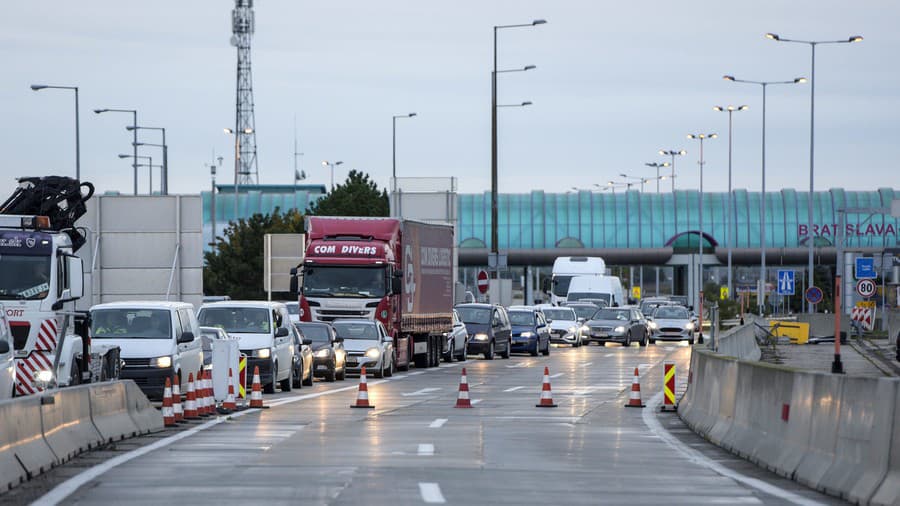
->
<box><xmin>3</xmin><ymin>1</ymin><xmax>896</xmax><ymax>196</ymax></box>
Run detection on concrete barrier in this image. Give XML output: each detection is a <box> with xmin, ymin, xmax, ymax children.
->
<box><xmin>715</xmin><ymin>315</ymin><xmax>761</xmax><ymax>361</ymax></box>
<box><xmin>0</xmin><ymin>398</ymin><xmax>30</xmax><ymax>490</ymax></box>
<box><xmin>872</xmin><ymin>379</ymin><xmax>900</xmax><ymax>506</ymax></box>
<box><xmin>123</xmin><ymin>380</ymin><xmax>163</xmax><ymax>434</ymax></box>
<box><xmin>40</xmin><ymin>385</ymin><xmax>104</xmax><ymax>464</ymax></box>
<box><xmin>89</xmin><ymin>381</ymin><xmax>141</xmax><ymax>442</ymax></box>
<box><xmin>0</xmin><ymin>395</ymin><xmax>56</xmax><ymax>485</ymax></box>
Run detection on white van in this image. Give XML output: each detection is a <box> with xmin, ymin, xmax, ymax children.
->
<box><xmin>197</xmin><ymin>301</ymin><xmax>295</xmax><ymax>394</ymax></box>
<box><xmin>566</xmin><ymin>275</ymin><xmax>625</xmax><ymax>308</ymax></box>
<box><xmin>0</xmin><ymin>305</ymin><xmax>14</xmax><ymax>399</ymax></box>
<box><xmin>549</xmin><ymin>256</ymin><xmax>607</xmax><ymax>306</ymax></box>
<box><xmin>90</xmin><ymin>301</ymin><xmax>204</xmax><ymax>400</ymax></box>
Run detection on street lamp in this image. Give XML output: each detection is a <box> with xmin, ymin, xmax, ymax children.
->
<box><xmin>31</xmin><ymin>84</ymin><xmax>80</xmax><ymax>181</ymax></box>
<box><xmin>392</xmin><ymin>112</ymin><xmax>417</xmax><ymax>185</ymax></box>
<box><xmin>133</xmin><ymin>141</ymin><xmax>167</xmax><ymax>194</ymax></box>
<box><xmin>767</xmin><ymin>32</ymin><xmax>862</xmax><ymax>318</ymax></box>
<box><xmin>713</xmin><ymin>105</ymin><xmax>749</xmax><ymax>303</ymax></box>
<box><xmin>225</xmin><ymin>127</ymin><xmax>253</xmax><ymax>221</ymax></box>
<box><xmin>119</xmin><ymin>154</ymin><xmax>155</xmax><ymax>193</ymax></box>
<box><xmin>644</xmin><ymin>162</ymin><xmax>670</xmax><ymax>193</ymax></box>
<box><xmin>619</xmin><ymin>173</ymin><xmax>648</xmax><ymax>193</ymax></box>
<box><xmin>95</xmin><ymin>108</ymin><xmax>138</xmax><ymax>194</ymax></box>
<box><xmin>129</xmin><ymin>126</ymin><xmax>168</xmax><ymax>195</ymax></box>
<box><xmin>687</xmin><ymin>133</ymin><xmax>717</xmax><ymax>337</ymax></box>
<box><xmin>491</xmin><ymin>19</ymin><xmax>545</xmax><ymax>275</ymax></box>
<box><xmin>724</xmin><ymin>75</ymin><xmax>806</xmax><ymax>315</ymax></box>
<box><xmin>322</xmin><ymin>160</ymin><xmax>344</xmax><ymax>191</ymax></box>
<box><xmin>659</xmin><ymin>149</ymin><xmax>686</xmax><ymax>192</ymax></box>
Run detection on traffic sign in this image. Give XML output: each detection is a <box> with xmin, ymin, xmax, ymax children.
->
<box><xmin>805</xmin><ymin>286</ymin><xmax>823</xmax><ymax>305</ymax></box>
<box><xmin>776</xmin><ymin>270</ymin><xmax>795</xmax><ymax>296</ymax></box>
<box><xmin>856</xmin><ymin>278</ymin><xmax>877</xmax><ymax>298</ymax></box>
<box><xmin>855</xmin><ymin>257</ymin><xmax>876</xmax><ymax>279</ymax></box>
<box><xmin>476</xmin><ymin>270</ymin><xmax>489</xmax><ymax>294</ymax></box>
<box><xmin>631</xmin><ymin>286</ymin><xmax>641</xmax><ymax>300</ymax></box>
<box><xmin>720</xmin><ymin>286</ymin><xmax>729</xmax><ymax>300</ymax></box>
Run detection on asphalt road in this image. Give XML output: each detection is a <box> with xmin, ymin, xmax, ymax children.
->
<box><xmin>19</xmin><ymin>343</ymin><xmax>845</xmax><ymax>505</ymax></box>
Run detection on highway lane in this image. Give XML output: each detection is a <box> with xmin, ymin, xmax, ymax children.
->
<box><xmin>31</xmin><ymin>344</ymin><xmax>843</xmax><ymax>505</ymax></box>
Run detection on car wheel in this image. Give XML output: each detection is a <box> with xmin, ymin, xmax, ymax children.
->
<box><xmin>444</xmin><ymin>341</ymin><xmax>455</xmax><ymax>363</ymax></box>
<box><xmin>264</xmin><ymin>364</ymin><xmax>277</xmax><ymax>394</ymax></box>
<box><xmin>459</xmin><ymin>341</ymin><xmax>468</xmax><ymax>362</ymax></box>
<box><xmin>374</xmin><ymin>362</ymin><xmax>384</xmax><ymax>378</ymax></box>
<box><xmin>542</xmin><ymin>339</ymin><xmax>550</xmax><ymax>356</ymax></box>
<box><xmin>69</xmin><ymin>361</ymin><xmax>81</xmax><ymax>386</ymax></box>
<box><xmin>650</xmin><ymin>338</ymin><xmax>656</xmax><ymax>345</ymax></box>
<box><xmin>280</xmin><ymin>365</ymin><xmax>293</xmax><ymax>392</ymax></box>
<box><xmin>639</xmin><ymin>333</ymin><xmax>647</xmax><ymax>347</ymax></box>
<box><xmin>625</xmin><ymin>332</ymin><xmax>632</xmax><ymax>347</ymax></box>
<box><xmin>484</xmin><ymin>340</ymin><xmax>495</xmax><ymax>360</ymax></box>
<box><xmin>385</xmin><ymin>359</ymin><xmax>394</xmax><ymax>377</ymax></box>
<box><xmin>500</xmin><ymin>339</ymin><xmax>511</xmax><ymax>359</ymax></box>
<box><xmin>530</xmin><ymin>339</ymin><xmax>540</xmax><ymax>357</ymax></box>
<box><xmin>303</xmin><ymin>364</ymin><xmax>314</xmax><ymax>386</ymax></box>
<box><xmin>326</xmin><ymin>360</ymin><xmax>336</xmax><ymax>382</ymax></box>
<box><xmin>337</xmin><ymin>362</ymin><xmax>346</xmax><ymax>381</ymax></box>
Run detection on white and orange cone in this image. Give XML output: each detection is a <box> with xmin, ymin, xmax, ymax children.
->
<box><xmin>184</xmin><ymin>373</ymin><xmax>199</xmax><ymax>419</ymax></box>
<box><xmin>223</xmin><ymin>368</ymin><xmax>237</xmax><ymax>412</ymax></box>
<box><xmin>454</xmin><ymin>367</ymin><xmax>472</xmax><ymax>408</ymax></box>
<box><xmin>162</xmin><ymin>377</ymin><xmax>176</xmax><ymax>427</ymax></box>
<box><xmin>205</xmin><ymin>370</ymin><xmax>216</xmax><ymax>414</ymax></box>
<box><xmin>624</xmin><ymin>366</ymin><xmax>645</xmax><ymax>408</ymax></box>
<box><xmin>196</xmin><ymin>370</ymin><xmax>208</xmax><ymax>416</ymax></box>
<box><xmin>172</xmin><ymin>374</ymin><xmax>184</xmax><ymax>422</ymax></box>
<box><xmin>535</xmin><ymin>366</ymin><xmax>558</xmax><ymax>408</ymax></box>
<box><xmin>250</xmin><ymin>365</ymin><xmax>264</xmax><ymax>408</ymax></box>
<box><xmin>350</xmin><ymin>366</ymin><xmax>375</xmax><ymax>409</ymax></box>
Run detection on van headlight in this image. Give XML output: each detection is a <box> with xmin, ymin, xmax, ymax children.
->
<box><xmin>365</xmin><ymin>348</ymin><xmax>381</xmax><ymax>359</ymax></box>
<box><xmin>473</xmin><ymin>333</ymin><xmax>489</xmax><ymax>341</ymax></box>
<box><xmin>151</xmin><ymin>356</ymin><xmax>172</xmax><ymax>368</ymax></box>
<box><xmin>252</xmin><ymin>348</ymin><xmax>271</xmax><ymax>359</ymax></box>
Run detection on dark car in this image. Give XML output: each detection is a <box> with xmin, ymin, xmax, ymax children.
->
<box><xmin>507</xmin><ymin>308</ymin><xmax>551</xmax><ymax>356</ymax></box>
<box><xmin>289</xmin><ymin>323</ymin><xmax>314</xmax><ymax>388</ymax></box>
<box><xmin>294</xmin><ymin>322</ymin><xmax>346</xmax><ymax>381</ymax></box>
<box><xmin>454</xmin><ymin>303</ymin><xmax>512</xmax><ymax>360</ymax></box>
<box><xmin>584</xmin><ymin>307</ymin><xmax>649</xmax><ymax>346</ymax></box>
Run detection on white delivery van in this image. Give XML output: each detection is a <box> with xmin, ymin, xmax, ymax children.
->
<box><xmin>548</xmin><ymin>256</ymin><xmax>607</xmax><ymax>306</ymax></box>
<box><xmin>566</xmin><ymin>275</ymin><xmax>625</xmax><ymax>308</ymax></box>
<box><xmin>197</xmin><ymin>301</ymin><xmax>295</xmax><ymax>394</ymax></box>
<box><xmin>0</xmin><ymin>305</ymin><xmax>14</xmax><ymax>399</ymax></box>
<box><xmin>90</xmin><ymin>301</ymin><xmax>204</xmax><ymax>399</ymax></box>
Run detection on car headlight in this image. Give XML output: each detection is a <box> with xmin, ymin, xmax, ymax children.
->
<box><xmin>648</xmin><ymin>322</ymin><xmax>658</xmax><ymax>330</ymax></box>
<box><xmin>614</xmin><ymin>326</ymin><xmax>626</xmax><ymax>334</ymax></box>
<box><xmin>253</xmin><ymin>348</ymin><xmax>271</xmax><ymax>359</ymax></box>
<box><xmin>520</xmin><ymin>331</ymin><xmax>534</xmax><ymax>338</ymax></box>
<box><xmin>151</xmin><ymin>356</ymin><xmax>172</xmax><ymax>368</ymax></box>
<box><xmin>580</xmin><ymin>325</ymin><xmax>590</xmax><ymax>333</ymax></box>
<box><xmin>365</xmin><ymin>348</ymin><xmax>381</xmax><ymax>359</ymax></box>
<box><xmin>685</xmin><ymin>322</ymin><xmax>695</xmax><ymax>330</ymax></box>
<box><xmin>473</xmin><ymin>333</ymin><xmax>489</xmax><ymax>341</ymax></box>
<box><xmin>568</xmin><ymin>326</ymin><xmax>577</xmax><ymax>334</ymax></box>
<box><xmin>315</xmin><ymin>348</ymin><xmax>331</xmax><ymax>358</ymax></box>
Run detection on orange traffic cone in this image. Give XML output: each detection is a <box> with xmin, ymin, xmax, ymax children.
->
<box><xmin>172</xmin><ymin>374</ymin><xmax>184</xmax><ymax>422</ymax></box>
<box><xmin>184</xmin><ymin>373</ymin><xmax>199</xmax><ymax>419</ymax></box>
<box><xmin>625</xmin><ymin>367</ymin><xmax>645</xmax><ymax>408</ymax></box>
<box><xmin>162</xmin><ymin>377</ymin><xmax>176</xmax><ymax>426</ymax></box>
<box><xmin>535</xmin><ymin>366</ymin><xmax>558</xmax><ymax>408</ymax></box>
<box><xmin>350</xmin><ymin>366</ymin><xmax>375</xmax><ymax>409</ymax></box>
<box><xmin>223</xmin><ymin>368</ymin><xmax>237</xmax><ymax>412</ymax></box>
<box><xmin>205</xmin><ymin>370</ymin><xmax>216</xmax><ymax>414</ymax></box>
<box><xmin>196</xmin><ymin>370</ymin><xmax>208</xmax><ymax>416</ymax></box>
<box><xmin>250</xmin><ymin>365</ymin><xmax>264</xmax><ymax>408</ymax></box>
<box><xmin>454</xmin><ymin>367</ymin><xmax>472</xmax><ymax>408</ymax></box>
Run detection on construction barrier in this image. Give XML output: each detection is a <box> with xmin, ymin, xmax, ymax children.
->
<box><xmin>211</xmin><ymin>338</ymin><xmax>241</xmax><ymax>402</ymax></box>
<box><xmin>0</xmin><ymin>395</ymin><xmax>56</xmax><ymax>489</ymax></box>
<box><xmin>661</xmin><ymin>362</ymin><xmax>677</xmax><ymax>412</ymax></box>
<box><xmin>715</xmin><ymin>315</ymin><xmax>761</xmax><ymax>360</ymax></box>
<box><xmin>40</xmin><ymin>386</ymin><xmax>103</xmax><ymax>464</ymax></box>
<box><xmin>872</xmin><ymin>380</ymin><xmax>900</xmax><ymax>505</ymax></box>
<box><xmin>769</xmin><ymin>320</ymin><xmax>810</xmax><ymax>345</ymax></box>
<box><xmin>123</xmin><ymin>380</ymin><xmax>164</xmax><ymax>434</ymax></box>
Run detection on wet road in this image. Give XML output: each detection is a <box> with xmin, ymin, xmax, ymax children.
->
<box><xmin>32</xmin><ymin>344</ymin><xmax>843</xmax><ymax>505</ymax></box>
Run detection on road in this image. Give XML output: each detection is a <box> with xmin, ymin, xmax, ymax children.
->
<box><xmin>22</xmin><ymin>344</ymin><xmax>843</xmax><ymax>505</ymax></box>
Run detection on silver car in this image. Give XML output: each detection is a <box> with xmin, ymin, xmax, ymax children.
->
<box><xmin>332</xmin><ymin>319</ymin><xmax>394</xmax><ymax>378</ymax></box>
<box><xmin>442</xmin><ymin>310</ymin><xmax>468</xmax><ymax>362</ymax></box>
<box><xmin>648</xmin><ymin>305</ymin><xmax>695</xmax><ymax>344</ymax></box>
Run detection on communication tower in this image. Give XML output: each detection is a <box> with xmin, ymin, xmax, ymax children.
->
<box><xmin>231</xmin><ymin>0</ymin><xmax>259</xmax><ymax>185</ymax></box>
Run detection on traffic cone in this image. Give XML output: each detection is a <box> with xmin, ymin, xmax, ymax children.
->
<box><xmin>222</xmin><ymin>368</ymin><xmax>237</xmax><ymax>412</ymax></box>
<box><xmin>249</xmin><ymin>365</ymin><xmax>264</xmax><ymax>408</ymax></box>
<box><xmin>535</xmin><ymin>366</ymin><xmax>558</xmax><ymax>408</ymax></box>
<box><xmin>162</xmin><ymin>377</ymin><xmax>175</xmax><ymax>427</ymax></box>
<box><xmin>172</xmin><ymin>374</ymin><xmax>184</xmax><ymax>422</ymax></box>
<box><xmin>454</xmin><ymin>368</ymin><xmax>472</xmax><ymax>408</ymax></box>
<box><xmin>350</xmin><ymin>366</ymin><xmax>375</xmax><ymax>409</ymax></box>
<box><xmin>625</xmin><ymin>367</ymin><xmax>646</xmax><ymax>408</ymax></box>
<box><xmin>205</xmin><ymin>370</ymin><xmax>216</xmax><ymax>414</ymax></box>
<box><xmin>184</xmin><ymin>373</ymin><xmax>199</xmax><ymax>419</ymax></box>
<box><xmin>197</xmin><ymin>370</ymin><xmax>210</xmax><ymax>416</ymax></box>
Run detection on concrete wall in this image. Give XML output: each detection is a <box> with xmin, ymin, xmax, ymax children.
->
<box><xmin>714</xmin><ymin>314</ymin><xmax>762</xmax><ymax>361</ymax></box>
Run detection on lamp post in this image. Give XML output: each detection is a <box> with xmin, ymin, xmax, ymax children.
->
<box><xmin>95</xmin><ymin>108</ymin><xmax>138</xmax><ymax>194</ymax></box>
<box><xmin>133</xmin><ymin>142</ymin><xmax>167</xmax><ymax>194</ymax></box>
<box><xmin>392</xmin><ymin>112</ymin><xmax>417</xmax><ymax>186</ymax></box>
<box><xmin>659</xmin><ymin>149</ymin><xmax>686</xmax><ymax>192</ymax></box>
<box><xmin>225</xmin><ymin>127</ymin><xmax>253</xmax><ymax>222</ymax></box>
<box><xmin>30</xmin><ymin>84</ymin><xmax>80</xmax><ymax>181</ymax></box>
<box><xmin>129</xmin><ymin>126</ymin><xmax>168</xmax><ymax>195</ymax></box>
<box><xmin>687</xmin><ymin>133</ymin><xmax>717</xmax><ymax>336</ymax></box>
<box><xmin>491</xmin><ymin>19</ymin><xmax>545</xmax><ymax>275</ymax></box>
<box><xmin>713</xmin><ymin>105</ymin><xmax>749</xmax><ymax>302</ymax></box>
<box><xmin>120</xmin><ymin>154</ymin><xmax>154</xmax><ymax>192</ymax></box>
<box><xmin>644</xmin><ymin>162</ymin><xmax>670</xmax><ymax>193</ymax></box>
<box><xmin>206</xmin><ymin>155</ymin><xmax>222</xmax><ymax>247</ymax></box>
<box><xmin>724</xmin><ymin>75</ymin><xmax>806</xmax><ymax>314</ymax></box>
<box><xmin>766</xmin><ymin>33</ymin><xmax>863</xmax><ymax>314</ymax></box>
<box><xmin>322</xmin><ymin>160</ymin><xmax>344</xmax><ymax>191</ymax></box>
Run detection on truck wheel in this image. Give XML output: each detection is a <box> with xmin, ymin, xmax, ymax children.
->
<box><xmin>484</xmin><ymin>341</ymin><xmax>495</xmax><ymax>360</ymax></box>
<box><xmin>414</xmin><ymin>352</ymin><xmax>428</xmax><ymax>368</ymax></box>
<box><xmin>264</xmin><ymin>364</ymin><xmax>277</xmax><ymax>394</ymax></box>
<box><xmin>500</xmin><ymin>340</ymin><xmax>510</xmax><ymax>359</ymax></box>
<box><xmin>69</xmin><ymin>361</ymin><xmax>81</xmax><ymax>386</ymax></box>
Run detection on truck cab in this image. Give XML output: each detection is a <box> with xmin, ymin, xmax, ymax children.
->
<box><xmin>0</xmin><ymin>304</ymin><xmax>13</xmax><ymax>399</ymax></box>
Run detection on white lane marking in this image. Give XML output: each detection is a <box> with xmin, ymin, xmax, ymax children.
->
<box><xmin>505</xmin><ymin>362</ymin><xmax>529</xmax><ymax>369</ymax></box>
<box><xmin>579</xmin><ymin>362</ymin><xmax>593</xmax><ymax>368</ymax></box>
<box><xmin>549</xmin><ymin>372</ymin><xmax>564</xmax><ymax>379</ymax></box>
<box><xmin>419</xmin><ymin>482</ymin><xmax>446</xmax><ymax>504</ymax></box>
<box><xmin>408</xmin><ymin>371</ymin><xmax>425</xmax><ymax>376</ymax></box>
<box><xmin>503</xmin><ymin>386</ymin><xmax>525</xmax><ymax>392</ymax></box>
<box><xmin>470</xmin><ymin>399</ymin><xmax>482</xmax><ymax>405</ymax></box>
<box><xmin>603</xmin><ymin>353</ymin><xmax>614</xmax><ymax>357</ymax></box>
<box><xmin>642</xmin><ymin>392</ymin><xmax>826</xmax><ymax>506</ymax></box>
<box><xmin>638</xmin><ymin>363</ymin><xmax>652</xmax><ymax>370</ymax></box>
<box><xmin>418</xmin><ymin>443</ymin><xmax>435</xmax><ymax>456</ymax></box>
<box><xmin>429</xmin><ymin>418</ymin><xmax>448</xmax><ymax>429</ymax></box>
<box><xmin>402</xmin><ymin>387</ymin><xmax>441</xmax><ymax>397</ymax></box>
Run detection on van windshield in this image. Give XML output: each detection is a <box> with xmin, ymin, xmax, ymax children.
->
<box><xmin>198</xmin><ymin>307</ymin><xmax>271</xmax><ymax>334</ymax></box>
<box><xmin>455</xmin><ymin>307</ymin><xmax>490</xmax><ymax>325</ymax></box>
<box><xmin>567</xmin><ymin>292</ymin><xmax>611</xmax><ymax>305</ymax></box>
<box><xmin>92</xmin><ymin>309</ymin><xmax>172</xmax><ymax>339</ymax></box>
<box><xmin>551</xmin><ymin>276</ymin><xmax>572</xmax><ymax>297</ymax></box>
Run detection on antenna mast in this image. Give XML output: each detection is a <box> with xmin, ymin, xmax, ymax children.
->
<box><xmin>231</xmin><ymin>0</ymin><xmax>258</xmax><ymax>185</ymax></box>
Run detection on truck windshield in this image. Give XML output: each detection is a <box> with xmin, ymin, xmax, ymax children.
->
<box><xmin>302</xmin><ymin>266</ymin><xmax>387</xmax><ymax>298</ymax></box>
<box><xmin>551</xmin><ymin>276</ymin><xmax>572</xmax><ymax>297</ymax></box>
<box><xmin>0</xmin><ymin>255</ymin><xmax>51</xmax><ymax>300</ymax></box>
<box><xmin>198</xmin><ymin>307</ymin><xmax>271</xmax><ymax>334</ymax></box>
<box><xmin>92</xmin><ymin>309</ymin><xmax>172</xmax><ymax>339</ymax></box>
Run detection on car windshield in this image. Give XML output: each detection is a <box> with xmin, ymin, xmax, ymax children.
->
<box><xmin>592</xmin><ymin>308</ymin><xmax>630</xmax><ymax>321</ymax></box>
<box><xmin>198</xmin><ymin>307</ymin><xmax>271</xmax><ymax>334</ymax></box>
<box><xmin>455</xmin><ymin>306</ymin><xmax>490</xmax><ymax>324</ymax></box>
<box><xmin>0</xmin><ymin>255</ymin><xmax>51</xmax><ymax>301</ymax></box>
<box><xmin>567</xmin><ymin>292</ymin><xmax>611</xmax><ymax>305</ymax></box>
<box><xmin>332</xmin><ymin>322</ymin><xmax>379</xmax><ymax>340</ymax></box>
<box><xmin>302</xmin><ymin>265</ymin><xmax>387</xmax><ymax>298</ymax></box>
<box><xmin>295</xmin><ymin>324</ymin><xmax>331</xmax><ymax>342</ymax></box>
<box><xmin>543</xmin><ymin>308</ymin><xmax>575</xmax><ymax>321</ymax></box>
<box><xmin>569</xmin><ymin>305</ymin><xmax>598</xmax><ymax>320</ymax></box>
<box><xmin>654</xmin><ymin>307</ymin><xmax>690</xmax><ymax>319</ymax></box>
<box><xmin>92</xmin><ymin>309</ymin><xmax>172</xmax><ymax>339</ymax></box>
<box><xmin>508</xmin><ymin>311</ymin><xmax>535</xmax><ymax>326</ymax></box>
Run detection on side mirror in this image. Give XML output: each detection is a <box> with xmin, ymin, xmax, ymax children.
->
<box><xmin>67</xmin><ymin>256</ymin><xmax>84</xmax><ymax>299</ymax></box>
<box><xmin>391</xmin><ymin>277</ymin><xmax>402</xmax><ymax>295</ymax></box>
<box><xmin>0</xmin><ymin>340</ymin><xmax>9</xmax><ymax>354</ymax></box>
<box><xmin>178</xmin><ymin>331</ymin><xmax>194</xmax><ymax>344</ymax></box>
<box><xmin>546</xmin><ymin>319</ymin><xmax>553</xmax><ymax>324</ymax></box>
<box><xmin>688</xmin><ymin>305</ymin><xmax>694</xmax><ymax>311</ymax></box>
<box><xmin>289</xmin><ymin>267</ymin><xmax>299</xmax><ymax>296</ymax></box>
<box><xmin>302</xmin><ymin>338</ymin><xmax>312</xmax><ymax>345</ymax></box>
<box><xmin>275</xmin><ymin>327</ymin><xmax>289</xmax><ymax>337</ymax></box>
<box><xmin>384</xmin><ymin>335</ymin><xmax>393</xmax><ymax>343</ymax></box>
<box><xmin>334</xmin><ymin>337</ymin><xmax>344</xmax><ymax>343</ymax></box>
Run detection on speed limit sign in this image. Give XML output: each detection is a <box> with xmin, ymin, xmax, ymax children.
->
<box><xmin>856</xmin><ymin>278</ymin><xmax>877</xmax><ymax>298</ymax></box>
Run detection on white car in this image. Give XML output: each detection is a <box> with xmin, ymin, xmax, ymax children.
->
<box><xmin>332</xmin><ymin>319</ymin><xmax>394</xmax><ymax>378</ymax></box>
<box><xmin>0</xmin><ymin>305</ymin><xmax>14</xmax><ymax>399</ymax></box>
<box><xmin>537</xmin><ymin>305</ymin><xmax>582</xmax><ymax>347</ymax></box>
<box><xmin>442</xmin><ymin>309</ymin><xmax>468</xmax><ymax>362</ymax></box>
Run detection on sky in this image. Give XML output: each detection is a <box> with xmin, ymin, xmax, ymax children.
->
<box><xmin>2</xmin><ymin>1</ymin><xmax>897</xmax><ymax>197</ymax></box>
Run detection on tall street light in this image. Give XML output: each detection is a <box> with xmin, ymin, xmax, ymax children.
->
<box><xmin>713</xmin><ymin>105</ymin><xmax>749</xmax><ymax>302</ymax></box>
<box><xmin>644</xmin><ymin>162</ymin><xmax>670</xmax><ymax>193</ymax></box>
<box><xmin>620</xmin><ymin>173</ymin><xmax>647</xmax><ymax>193</ymax></box>
<box><xmin>129</xmin><ymin>126</ymin><xmax>168</xmax><ymax>195</ymax></box>
<box><xmin>133</xmin><ymin>142</ymin><xmax>166</xmax><ymax>194</ymax></box>
<box><xmin>687</xmin><ymin>133</ymin><xmax>717</xmax><ymax>337</ymax></box>
<box><xmin>659</xmin><ymin>149</ymin><xmax>686</xmax><ymax>192</ymax></box>
<box><xmin>767</xmin><ymin>32</ymin><xmax>863</xmax><ymax>316</ymax></box>
<box><xmin>322</xmin><ymin>160</ymin><xmax>343</xmax><ymax>191</ymax></box>
<box><xmin>724</xmin><ymin>75</ymin><xmax>806</xmax><ymax>315</ymax></box>
<box><xmin>392</xmin><ymin>113</ymin><xmax>417</xmax><ymax>186</ymax></box>
<box><xmin>119</xmin><ymin>154</ymin><xmax>156</xmax><ymax>192</ymax></box>
<box><xmin>225</xmin><ymin>127</ymin><xmax>253</xmax><ymax>222</ymax></box>
<box><xmin>31</xmin><ymin>84</ymin><xmax>80</xmax><ymax>181</ymax></box>
<box><xmin>491</xmin><ymin>19</ymin><xmax>545</xmax><ymax>275</ymax></box>
<box><xmin>95</xmin><ymin>108</ymin><xmax>138</xmax><ymax>194</ymax></box>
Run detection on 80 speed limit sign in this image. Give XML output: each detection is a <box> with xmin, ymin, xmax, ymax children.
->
<box><xmin>856</xmin><ymin>278</ymin><xmax>877</xmax><ymax>298</ymax></box>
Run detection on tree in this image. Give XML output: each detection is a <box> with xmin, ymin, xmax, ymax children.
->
<box><xmin>309</xmin><ymin>169</ymin><xmax>389</xmax><ymax>217</ymax></box>
<box><xmin>203</xmin><ymin>208</ymin><xmax>305</xmax><ymax>299</ymax></box>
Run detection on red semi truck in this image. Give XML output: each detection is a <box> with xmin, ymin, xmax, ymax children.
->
<box><xmin>290</xmin><ymin>217</ymin><xmax>454</xmax><ymax>369</ymax></box>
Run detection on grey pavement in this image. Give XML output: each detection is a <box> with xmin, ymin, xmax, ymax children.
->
<box><xmin>762</xmin><ymin>339</ymin><xmax>896</xmax><ymax>377</ymax></box>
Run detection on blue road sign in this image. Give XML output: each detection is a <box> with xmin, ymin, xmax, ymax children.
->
<box><xmin>855</xmin><ymin>257</ymin><xmax>876</xmax><ymax>279</ymax></box>
<box><xmin>777</xmin><ymin>270</ymin><xmax>795</xmax><ymax>296</ymax></box>
<box><xmin>805</xmin><ymin>286</ymin><xmax>823</xmax><ymax>305</ymax></box>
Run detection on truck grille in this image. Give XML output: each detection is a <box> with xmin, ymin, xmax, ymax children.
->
<box><xmin>314</xmin><ymin>309</ymin><xmax>373</xmax><ymax>322</ymax></box>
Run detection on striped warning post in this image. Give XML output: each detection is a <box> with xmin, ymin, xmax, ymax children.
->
<box><xmin>661</xmin><ymin>362</ymin><xmax>677</xmax><ymax>412</ymax></box>
<box><xmin>250</xmin><ymin>365</ymin><xmax>264</xmax><ymax>408</ymax></box>
<box><xmin>184</xmin><ymin>373</ymin><xmax>199</xmax><ymax>419</ymax></box>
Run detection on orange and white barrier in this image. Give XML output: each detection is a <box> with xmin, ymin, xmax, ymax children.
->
<box><xmin>172</xmin><ymin>374</ymin><xmax>184</xmax><ymax>422</ymax></box>
<box><xmin>223</xmin><ymin>368</ymin><xmax>237</xmax><ymax>412</ymax></box>
<box><xmin>351</xmin><ymin>366</ymin><xmax>374</xmax><ymax>409</ymax></box>
<box><xmin>535</xmin><ymin>366</ymin><xmax>558</xmax><ymax>408</ymax></box>
<box><xmin>661</xmin><ymin>362</ymin><xmax>677</xmax><ymax>412</ymax></box>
